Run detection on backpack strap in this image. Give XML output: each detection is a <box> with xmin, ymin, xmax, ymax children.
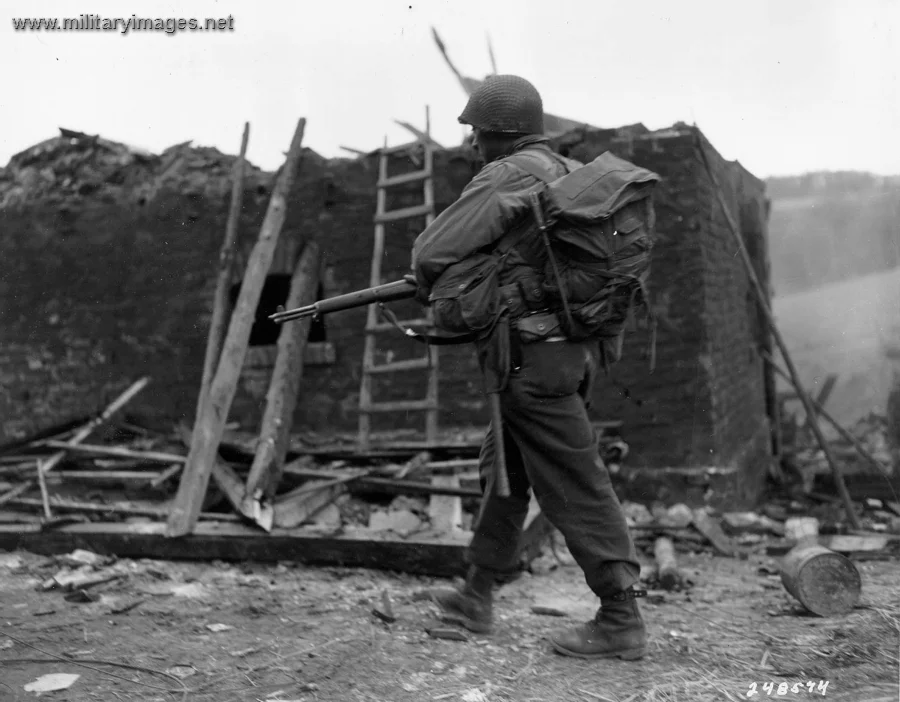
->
<box><xmin>505</xmin><ymin>149</ymin><xmax>567</xmax><ymax>184</ymax></box>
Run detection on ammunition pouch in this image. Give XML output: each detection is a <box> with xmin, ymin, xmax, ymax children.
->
<box><xmin>515</xmin><ymin>310</ymin><xmax>564</xmax><ymax>344</ymax></box>
<box><xmin>429</xmin><ymin>253</ymin><xmax>505</xmax><ymax>336</ymax></box>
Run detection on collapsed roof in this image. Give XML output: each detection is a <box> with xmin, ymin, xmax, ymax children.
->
<box><xmin>431</xmin><ymin>28</ymin><xmax>596</xmax><ymax>138</ymax></box>
<box><xmin>0</xmin><ymin>128</ymin><xmax>276</xmax><ymax>210</ymax></box>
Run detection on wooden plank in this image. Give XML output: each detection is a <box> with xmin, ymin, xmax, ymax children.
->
<box><xmin>40</xmin><ymin>378</ymin><xmax>150</xmax><ymax>475</ymax></box>
<box><xmin>360</xmin><ymin>399</ymin><xmax>439</xmax><ymax>413</ymax></box>
<box><xmin>428</xmin><ymin>476</ymin><xmax>463</xmax><ymax>534</ymax></box>
<box><xmin>374</xmin><ymin>203</ymin><xmax>432</xmax><ymax>224</ymax></box>
<box><xmin>41</xmin><ymin>441</ymin><xmax>185</xmax><ymax>464</ymax></box>
<box><xmin>395</xmin><ymin>451</ymin><xmax>431</xmax><ymax>479</ymax></box>
<box><xmin>150</xmin><ymin>463</ymin><xmax>184</xmax><ymax>489</ymax></box>
<box><xmin>52</xmin><ymin>471</ymin><xmax>163</xmax><ymax>482</ymax></box>
<box><xmin>35</xmin><ymin>460</ymin><xmax>52</xmax><ymax>519</ymax></box>
<box><xmin>6</xmin><ymin>497</ymin><xmax>239</xmax><ymax>522</ymax></box>
<box><xmin>211</xmin><ymin>460</ymin><xmax>252</xmax><ymax>519</ymax></box>
<box><xmin>691</xmin><ymin>509</ymin><xmax>741</xmax><ymax>557</ymax></box>
<box><xmin>167</xmin><ymin>118</ymin><xmax>307</xmax><ymax>538</ymax></box>
<box><xmin>0</xmin><ymin>521</ymin><xmax>465</xmax><ymax>576</ymax></box>
<box><xmin>0</xmin><ymin>516</ymin><xmax>551</xmax><ymax>578</ymax></box>
<box><xmin>194</xmin><ymin>122</ymin><xmax>250</xmax><ymax>433</ymax></box>
<box><xmin>280</xmin><ymin>468</ymin><xmax>482</xmax><ymax>499</ymax></box>
<box><xmin>653</xmin><ymin>537</ymin><xmax>684</xmax><ymax>591</ymax></box>
<box><xmin>0</xmin><ymin>482</ymin><xmax>35</xmax><ymax>506</ymax></box>
<box><xmin>377</xmin><ymin>168</ymin><xmax>431</xmax><ymax>189</ymax></box>
<box><xmin>244</xmin><ymin>241</ymin><xmax>322</xmax><ymax>527</ymax></box>
<box><xmin>273</xmin><ymin>479</ymin><xmax>346</xmax><ymax>529</ymax></box>
<box><xmin>394</xmin><ymin>119</ymin><xmax>444</xmax><ymax>150</ymax></box>
<box><xmin>365</xmin><ymin>357</ymin><xmax>431</xmax><ymax>374</ymax></box>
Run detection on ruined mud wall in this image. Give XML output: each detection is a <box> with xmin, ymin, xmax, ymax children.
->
<box><xmin>1</xmin><ymin>126</ymin><xmax>771</xmax><ymax>489</ymax></box>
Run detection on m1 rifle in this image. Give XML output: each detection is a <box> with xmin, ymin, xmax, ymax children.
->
<box><xmin>269</xmin><ymin>276</ymin><xmax>417</xmax><ymax>324</ymax></box>
<box><xmin>268</xmin><ymin>273</ymin><xmax>513</xmax><ymax>498</ymax></box>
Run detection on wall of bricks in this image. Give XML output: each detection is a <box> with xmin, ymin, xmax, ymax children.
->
<box><xmin>0</xmin><ymin>125</ymin><xmax>772</xmax><ymax>488</ymax></box>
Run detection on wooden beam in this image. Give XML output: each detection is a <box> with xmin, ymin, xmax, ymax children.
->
<box><xmin>273</xmin><ymin>479</ymin><xmax>347</xmax><ymax>529</ymax></box>
<box><xmin>0</xmin><ymin>482</ymin><xmax>34</xmax><ymax>506</ymax></box>
<box><xmin>167</xmin><ymin>118</ymin><xmax>307</xmax><ymax>538</ymax></box>
<box><xmin>211</xmin><ymin>460</ymin><xmax>253</xmax><ymax>520</ymax></box>
<box><xmin>194</xmin><ymin>122</ymin><xmax>250</xmax><ymax>431</ymax></box>
<box><xmin>40</xmin><ymin>378</ymin><xmax>150</xmax><ymax>475</ymax></box>
<box><xmin>243</xmin><ymin>241</ymin><xmax>322</xmax><ymax>527</ymax></box>
<box><xmin>6</xmin><ymin>497</ymin><xmax>239</xmax><ymax>522</ymax></box>
<box><xmin>40</xmin><ymin>441</ymin><xmax>185</xmax><ymax>464</ymax></box>
<box><xmin>50</xmin><ymin>471</ymin><xmax>163</xmax><ymax>482</ymax></box>
<box><xmin>0</xmin><ymin>515</ymin><xmax>551</xmax><ymax>578</ymax></box>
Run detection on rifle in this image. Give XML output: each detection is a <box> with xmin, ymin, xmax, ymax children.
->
<box><xmin>269</xmin><ymin>277</ymin><xmax>417</xmax><ymax>324</ymax></box>
<box><xmin>267</xmin><ymin>274</ymin><xmax>512</xmax><ymax>498</ymax></box>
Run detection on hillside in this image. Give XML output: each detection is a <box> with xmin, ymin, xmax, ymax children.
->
<box><xmin>765</xmin><ymin>171</ymin><xmax>900</xmax><ymax>296</ymax></box>
<box><xmin>773</xmin><ymin>266</ymin><xmax>900</xmax><ymax>428</ymax></box>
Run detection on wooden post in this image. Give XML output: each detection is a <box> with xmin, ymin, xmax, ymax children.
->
<box><xmin>653</xmin><ymin>537</ymin><xmax>683</xmax><ymax>591</ymax></box>
<box><xmin>695</xmin><ymin>133</ymin><xmax>860</xmax><ymax>530</ymax></box>
<box><xmin>166</xmin><ymin>118</ymin><xmax>307</xmax><ymax>538</ymax></box>
<box><xmin>242</xmin><ymin>240</ymin><xmax>322</xmax><ymax>529</ymax></box>
<box><xmin>194</xmin><ymin>122</ymin><xmax>250</xmax><ymax>430</ymax></box>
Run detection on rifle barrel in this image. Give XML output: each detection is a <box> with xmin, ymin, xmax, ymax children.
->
<box><xmin>269</xmin><ymin>279</ymin><xmax>417</xmax><ymax>324</ymax></box>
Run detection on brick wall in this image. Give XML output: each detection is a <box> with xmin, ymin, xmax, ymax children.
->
<box><xmin>0</xmin><ymin>126</ymin><xmax>772</xmax><ymax>495</ymax></box>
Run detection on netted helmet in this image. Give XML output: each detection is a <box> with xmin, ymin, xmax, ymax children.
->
<box><xmin>458</xmin><ymin>75</ymin><xmax>544</xmax><ymax>135</ymax></box>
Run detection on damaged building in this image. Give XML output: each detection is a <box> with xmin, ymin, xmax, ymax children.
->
<box><xmin>0</xmin><ymin>118</ymin><xmax>775</xmax><ymax>509</ymax></box>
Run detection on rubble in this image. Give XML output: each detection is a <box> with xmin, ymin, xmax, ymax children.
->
<box><xmin>0</xmin><ymin>127</ymin><xmax>272</xmax><ymax>210</ymax></box>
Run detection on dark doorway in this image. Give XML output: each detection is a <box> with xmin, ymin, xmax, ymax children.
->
<box><xmin>230</xmin><ymin>276</ymin><xmax>326</xmax><ymax>347</ymax></box>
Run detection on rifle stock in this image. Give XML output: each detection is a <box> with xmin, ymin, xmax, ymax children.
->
<box><xmin>269</xmin><ymin>278</ymin><xmax>417</xmax><ymax>324</ymax></box>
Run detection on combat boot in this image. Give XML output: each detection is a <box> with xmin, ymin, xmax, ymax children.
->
<box><xmin>429</xmin><ymin>565</ymin><xmax>494</xmax><ymax>633</ymax></box>
<box><xmin>550</xmin><ymin>587</ymin><xmax>648</xmax><ymax>660</ymax></box>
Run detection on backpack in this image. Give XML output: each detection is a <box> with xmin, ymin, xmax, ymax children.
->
<box><xmin>509</xmin><ymin>150</ymin><xmax>660</xmax><ymax>369</ymax></box>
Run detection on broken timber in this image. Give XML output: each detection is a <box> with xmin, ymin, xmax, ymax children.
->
<box><xmin>40</xmin><ymin>377</ymin><xmax>150</xmax><ymax>475</ymax></box>
<box><xmin>167</xmin><ymin>118</ymin><xmax>308</xmax><ymax>538</ymax></box>
<box><xmin>0</xmin><ymin>506</ymin><xmax>551</xmax><ymax>578</ymax></box>
<box><xmin>194</xmin><ymin>122</ymin><xmax>250</xmax><ymax>432</ymax></box>
<box><xmin>243</xmin><ymin>240</ymin><xmax>322</xmax><ymax>529</ymax></box>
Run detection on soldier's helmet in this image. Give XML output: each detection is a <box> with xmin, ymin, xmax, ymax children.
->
<box><xmin>458</xmin><ymin>74</ymin><xmax>544</xmax><ymax>135</ymax></box>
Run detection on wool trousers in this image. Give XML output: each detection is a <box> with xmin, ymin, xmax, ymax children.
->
<box><xmin>467</xmin><ymin>337</ymin><xmax>640</xmax><ymax>597</ymax></box>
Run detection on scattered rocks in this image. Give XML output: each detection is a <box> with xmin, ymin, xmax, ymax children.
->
<box><xmin>368</xmin><ymin>509</ymin><xmax>422</xmax><ymax>536</ymax></box>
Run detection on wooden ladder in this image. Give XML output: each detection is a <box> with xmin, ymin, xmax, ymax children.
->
<box><xmin>358</xmin><ymin>111</ymin><xmax>440</xmax><ymax>450</ymax></box>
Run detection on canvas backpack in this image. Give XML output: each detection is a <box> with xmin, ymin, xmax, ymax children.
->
<box><xmin>508</xmin><ymin>149</ymin><xmax>660</xmax><ymax>368</ymax></box>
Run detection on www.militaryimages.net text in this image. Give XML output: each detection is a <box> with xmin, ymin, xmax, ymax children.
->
<box><xmin>11</xmin><ymin>14</ymin><xmax>235</xmax><ymax>35</ymax></box>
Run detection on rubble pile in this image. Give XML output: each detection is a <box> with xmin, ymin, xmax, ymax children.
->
<box><xmin>786</xmin><ymin>412</ymin><xmax>897</xmax><ymax>491</ymax></box>
<box><xmin>0</xmin><ymin>128</ymin><xmax>272</xmax><ymax>210</ymax></box>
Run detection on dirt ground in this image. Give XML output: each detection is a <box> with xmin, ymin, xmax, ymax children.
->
<box><xmin>1</xmin><ymin>546</ymin><xmax>897</xmax><ymax>702</ymax></box>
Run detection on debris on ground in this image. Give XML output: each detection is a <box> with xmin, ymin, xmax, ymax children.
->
<box><xmin>23</xmin><ymin>673</ymin><xmax>80</xmax><ymax>693</ymax></box>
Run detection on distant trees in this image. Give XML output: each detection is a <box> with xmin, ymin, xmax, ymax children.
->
<box><xmin>766</xmin><ymin>172</ymin><xmax>900</xmax><ymax>296</ymax></box>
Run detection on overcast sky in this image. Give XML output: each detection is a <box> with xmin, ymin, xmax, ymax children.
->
<box><xmin>2</xmin><ymin>0</ymin><xmax>898</xmax><ymax>178</ymax></box>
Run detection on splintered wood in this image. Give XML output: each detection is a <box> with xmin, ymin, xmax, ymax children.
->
<box><xmin>167</xmin><ymin>118</ymin><xmax>308</xmax><ymax>538</ymax></box>
<box><xmin>244</xmin><ymin>240</ymin><xmax>322</xmax><ymax>528</ymax></box>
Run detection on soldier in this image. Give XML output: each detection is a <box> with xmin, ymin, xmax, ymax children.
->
<box><xmin>411</xmin><ymin>75</ymin><xmax>648</xmax><ymax>660</ymax></box>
